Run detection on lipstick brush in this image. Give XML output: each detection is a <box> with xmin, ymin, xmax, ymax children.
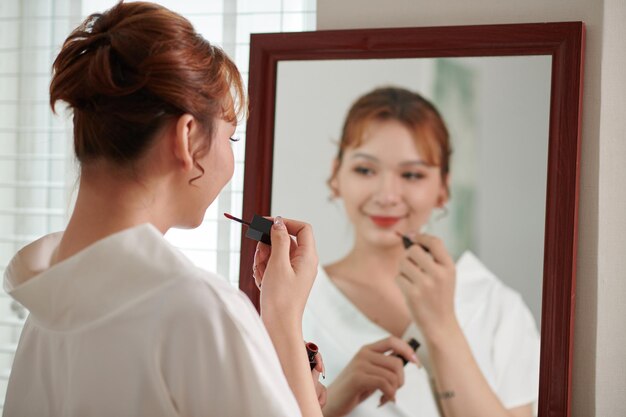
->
<box><xmin>224</xmin><ymin>212</ymin><xmax>273</xmax><ymax>245</ymax></box>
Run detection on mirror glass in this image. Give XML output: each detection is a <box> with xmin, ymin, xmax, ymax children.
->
<box><xmin>272</xmin><ymin>56</ymin><xmax>551</xmax><ymax>328</ymax></box>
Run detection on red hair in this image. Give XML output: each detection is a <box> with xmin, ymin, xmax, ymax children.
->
<box><xmin>330</xmin><ymin>87</ymin><xmax>451</xmax><ymax>193</ymax></box>
<box><xmin>50</xmin><ymin>1</ymin><xmax>245</xmax><ymax>171</ymax></box>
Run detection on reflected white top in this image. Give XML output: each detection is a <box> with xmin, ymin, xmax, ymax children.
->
<box><xmin>3</xmin><ymin>224</ymin><xmax>301</xmax><ymax>417</ymax></box>
<box><xmin>303</xmin><ymin>251</ymin><xmax>540</xmax><ymax>417</ymax></box>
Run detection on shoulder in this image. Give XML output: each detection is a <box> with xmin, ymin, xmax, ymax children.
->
<box><xmin>455</xmin><ymin>252</ymin><xmax>537</xmax><ymax>332</ymax></box>
<box><xmin>156</xmin><ymin>267</ymin><xmax>275</xmax><ymax>374</ymax></box>
<box><xmin>455</xmin><ymin>251</ymin><xmax>524</xmax><ymax>305</ymax></box>
<box><xmin>127</xmin><ymin>224</ymin><xmax>260</xmax><ymax>328</ymax></box>
<box><xmin>163</xmin><ymin>266</ymin><xmax>261</xmax><ymax>331</ymax></box>
<box><xmin>113</xmin><ymin>225</ymin><xmax>261</xmax><ymax>332</ymax></box>
<box><xmin>155</xmin><ymin>271</ymin><xmax>300</xmax><ymax>416</ymax></box>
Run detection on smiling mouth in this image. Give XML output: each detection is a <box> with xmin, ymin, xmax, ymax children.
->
<box><xmin>369</xmin><ymin>216</ymin><xmax>403</xmax><ymax>228</ymax></box>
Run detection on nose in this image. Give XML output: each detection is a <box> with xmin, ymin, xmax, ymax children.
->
<box><xmin>373</xmin><ymin>172</ymin><xmax>401</xmax><ymax>207</ymax></box>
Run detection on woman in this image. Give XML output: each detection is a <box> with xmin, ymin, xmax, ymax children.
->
<box><xmin>3</xmin><ymin>2</ymin><xmax>323</xmax><ymax>416</ymax></box>
<box><xmin>301</xmin><ymin>87</ymin><xmax>540</xmax><ymax>417</ymax></box>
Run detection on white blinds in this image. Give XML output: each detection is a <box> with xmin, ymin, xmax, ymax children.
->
<box><xmin>0</xmin><ymin>0</ymin><xmax>79</xmax><ymax>402</ymax></box>
<box><xmin>0</xmin><ymin>0</ymin><xmax>315</xmax><ymax>407</ymax></box>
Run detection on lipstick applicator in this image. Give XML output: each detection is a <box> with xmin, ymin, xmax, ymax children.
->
<box><xmin>224</xmin><ymin>213</ymin><xmax>273</xmax><ymax>245</ymax></box>
<box><xmin>394</xmin><ymin>231</ymin><xmax>430</xmax><ymax>253</ymax></box>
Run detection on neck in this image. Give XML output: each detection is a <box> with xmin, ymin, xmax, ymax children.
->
<box><xmin>54</xmin><ymin>166</ymin><xmax>173</xmax><ymax>264</ymax></box>
<box><xmin>330</xmin><ymin>234</ymin><xmax>406</xmax><ymax>285</ymax></box>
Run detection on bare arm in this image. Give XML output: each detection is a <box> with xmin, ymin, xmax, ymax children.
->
<box><xmin>255</xmin><ymin>217</ymin><xmax>323</xmax><ymax>417</ymax></box>
<box><xmin>397</xmin><ymin>234</ymin><xmax>534</xmax><ymax>417</ymax></box>
<box><xmin>264</xmin><ymin>319</ymin><xmax>323</xmax><ymax>417</ymax></box>
<box><xmin>426</xmin><ymin>322</ymin><xmax>532</xmax><ymax>417</ymax></box>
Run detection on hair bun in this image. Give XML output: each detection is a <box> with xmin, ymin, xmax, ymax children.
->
<box><xmin>49</xmin><ymin>1</ymin><xmax>245</xmax><ymax>165</ymax></box>
<box><xmin>50</xmin><ymin>9</ymin><xmax>150</xmax><ymax>113</ymax></box>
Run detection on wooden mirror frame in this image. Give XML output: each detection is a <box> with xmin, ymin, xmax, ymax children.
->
<box><xmin>239</xmin><ymin>22</ymin><xmax>584</xmax><ymax>417</ymax></box>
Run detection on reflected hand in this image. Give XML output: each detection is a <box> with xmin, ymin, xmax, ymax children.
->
<box><xmin>323</xmin><ymin>337</ymin><xmax>418</xmax><ymax>417</ymax></box>
<box><xmin>396</xmin><ymin>233</ymin><xmax>458</xmax><ymax>340</ymax></box>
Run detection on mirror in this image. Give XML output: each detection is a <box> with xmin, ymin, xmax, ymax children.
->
<box><xmin>240</xmin><ymin>23</ymin><xmax>584</xmax><ymax>417</ymax></box>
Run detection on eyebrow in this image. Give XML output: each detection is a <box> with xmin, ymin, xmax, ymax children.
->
<box><xmin>350</xmin><ymin>152</ymin><xmax>431</xmax><ymax>167</ymax></box>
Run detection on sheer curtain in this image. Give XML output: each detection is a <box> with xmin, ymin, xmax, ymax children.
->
<box><xmin>0</xmin><ymin>0</ymin><xmax>315</xmax><ymax>407</ymax></box>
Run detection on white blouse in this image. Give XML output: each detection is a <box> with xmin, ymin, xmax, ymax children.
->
<box><xmin>303</xmin><ymin>251</ymin><xmax>540</xmax><ymax>416</ymax></box>
<box><xmin>3</xmin><ymin>223</ymin><xmax>301</xmax><ymax>417</ymax></box>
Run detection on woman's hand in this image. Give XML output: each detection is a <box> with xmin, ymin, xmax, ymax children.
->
<box><xmin>395</xmin><ymin>234</ymin><xmax>458</xmax><ymax>342</ymax></box>
<box><xmin>253</xmin><ymin>216</ymin><xmax>319</xmax><ymax>327</ymax></box>
<box><xmin>323</xmin><ymin>337</ymin><xmax>419</xmax><ymax>417</ymax></box>
<box><xmin>253</xmin><ymin>217</ymin><xmax>323</xmax><ymax>417</ymax></box>
<box><xmin>312</xmin><ymin>352</ymin><xmax>327</xmax><ymax>408</ymax></box>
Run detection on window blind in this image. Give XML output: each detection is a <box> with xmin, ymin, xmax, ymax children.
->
<box><xmin>0</xmin><ymin>0</ymin><xmax>316</xmax><ymax>407</ymax></box>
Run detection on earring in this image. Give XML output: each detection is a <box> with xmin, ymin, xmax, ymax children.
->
<box><xmin>423</xmin><ymin>206</ymin><xmax>449</xmax><ymax>234</ymax></box>
<box><xmin>434</xmin><ymin>205</ymin><xmax>449</xmax><ymax>222</ymax></box>
<box><xmin>328</xmin><ymin>185</ymin><xmax>340</xmax><ymax>202</ymax></box>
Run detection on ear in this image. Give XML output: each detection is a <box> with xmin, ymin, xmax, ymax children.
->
<box><xmin>172</xmin><ymin>114</ymin><xmax>196</xmax><ymax>172</ymax></box>
<box><xmin>437</xmin><ymin>173</ymin><xmax>450</xmax><ymax>207</ymax></box>
<box><xmin>329</xmin><ymin>159</ymin><xmax>341</xmax><ymax>197</ymax></box>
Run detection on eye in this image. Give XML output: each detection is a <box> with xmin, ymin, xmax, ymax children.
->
<box><xmin>401</xmin><ymin>171</ymin><xmax>426</xmax><ymax>180</ymax></box>
<box><xmin>229</xmin><ymin>136</ymin><xmax>240</xmax><ymax>143</ymax></box>
<box><xmin>353</xmin><ymin>166</ymin><xmax>375</xmax><ymax>176</ymax></box>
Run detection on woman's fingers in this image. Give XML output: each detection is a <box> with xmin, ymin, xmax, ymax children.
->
<box><xmin>265</xmin><ymin>216</ymin><xmax>292</xmax><ymax>272</ymax></box>
<box><xmin>280</xmin><ymin>218</ymin><xmax>318</xmax><ymax>272</ymax></box>
<box><xmin>413</xmin><ymin>234</ymin><xmax>454</xmax><ymax>268</ymax></box>
<box><xmin>363</xmin><ymin>373</ymin><xmax>397</xmax><ymax>402</ymax></box>
<box><xmin>399</xmin><ymin>257</ymin><xmax>431</xmax><ymax>286</ymax></box>
<box><xmin>396</xmin><ymin>273</ymin><xmax>419</xmax><ymax>299</ymax></box>
<box><xmin>256</xmin><ymin>242</ymin><xmax>270</xmax><ymax>265</ymax></box>
<box><xmin>367</xmin><ymin>351</ymin><xmax>407</xmax><ymax>388</ymax></box>
<box><xmin>310</xmin><ymin>351</ymin><xmax>326</xmax><ymax>407</ymax></box>
<box><xmin>397</xmin><ymin>234</ymin><xmax>457</xmax><ymax>334</ymax></box>
<box><xmin>406</xmin><ymin>244</ymin><xmax>438</xmax><ymax>276</ymax></box>
<box><xmin>258</xmin><ymin>216</ymin><xmax>319</xmax><ymax>324</ymax></box>
<box><xmin>253</xmin><ymin>242</ymin><xmax>270</xmax><ymax>288</ymax></box>
<box><xmin>280</xmin><ymin>217</ymin><xmax>316</xmax><ymax>251</ymax></box>
<box><xmin>313</xmin><ymin>352</ymin><xmax>325</xmax><ymax>375</ymax></box>
<box><xmin>366</xmin><ymin>337</ymin><xmax>418</xmax><ymax>365</ymax></box>
<box><xmin>364</xmin><ymin>359</ymin><xmax>402</xmax><ymax>392</ymax></box>
<box><xmin>316</xmin><ymin>380</ymin><xmax>327</xmax><ymax>408</ymax></box>
<box><xmin>327</xmin><ymin>339</ymin><xmax>415</xmax><ymax>415</ymax></box>
<box><xmin>261</xmin><ymin>216</ymin><xmax>317</xmax><ymax>274</ymax></box>
<box><xmin>311</xmin><ymin>366</ymin><xmax>327</xmax><ymax>408</ymax></box>
<box><xmin>360</xmin><ymin>337</ymin><xmax>419</xmax><ymax>393</ymax></box>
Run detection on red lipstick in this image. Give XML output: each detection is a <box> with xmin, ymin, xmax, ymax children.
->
<box><xmin>306</xmin><ymin>342</ymin><xmax>319</xmax><ymax>371</ymax></box>
<box><xmin>370</xmin><ymin>216</ymin><xmax>401</xmax><ymax>228</ymax></box>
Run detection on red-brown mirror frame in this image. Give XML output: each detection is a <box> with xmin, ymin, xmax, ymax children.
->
<box><xmin>239</xmin><ymin>22</ymin><xmax>584</xmax><ymax>417</ymax></box>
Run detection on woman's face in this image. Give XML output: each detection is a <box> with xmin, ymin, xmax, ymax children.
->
<box><xmin>331</xmin><ymin>118</ymin><xmax>448</xmax><ymax>248</ymax></box>
<box><xmin>184</xmin><ymin>118</ymin><xmax>236</xmax><ymax>227</ymax></box>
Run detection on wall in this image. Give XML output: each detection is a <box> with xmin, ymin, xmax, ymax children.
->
<box><xmin>317</xmin><ymin>0</ymin><xmax>626</xmax><ymax>416</ymax></box>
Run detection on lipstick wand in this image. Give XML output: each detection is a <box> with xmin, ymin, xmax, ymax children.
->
<box><xmin>394</xmin><ymin>231</ymin><xmax>431</xmax><ymax>253</ymax></box>
<box><xmin>223</xmin><ymin>212</ymin><xmax>251</xmax><ymax>227</ymax></box>
<box><xmin>224</xmin><ymin>212</ymin><xmax>273</xmax><ymax>245</ymax></box>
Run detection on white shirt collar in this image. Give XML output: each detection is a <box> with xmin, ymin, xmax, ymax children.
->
<box><xmin>4</xmin><ymin>223</ymin><xmax>193</xmax><ymax>331</ymax></box>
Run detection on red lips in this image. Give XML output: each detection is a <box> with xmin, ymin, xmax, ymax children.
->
<box><xmin>370</xmin><ymin>216</ymin><xmax>401</xmax><ymax>228</ymax></box>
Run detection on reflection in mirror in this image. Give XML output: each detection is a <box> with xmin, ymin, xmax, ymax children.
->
<box><xmin>271</xmin><ymin>56</ymin><xmax>551</xmax><ymax>415</ymax></box>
